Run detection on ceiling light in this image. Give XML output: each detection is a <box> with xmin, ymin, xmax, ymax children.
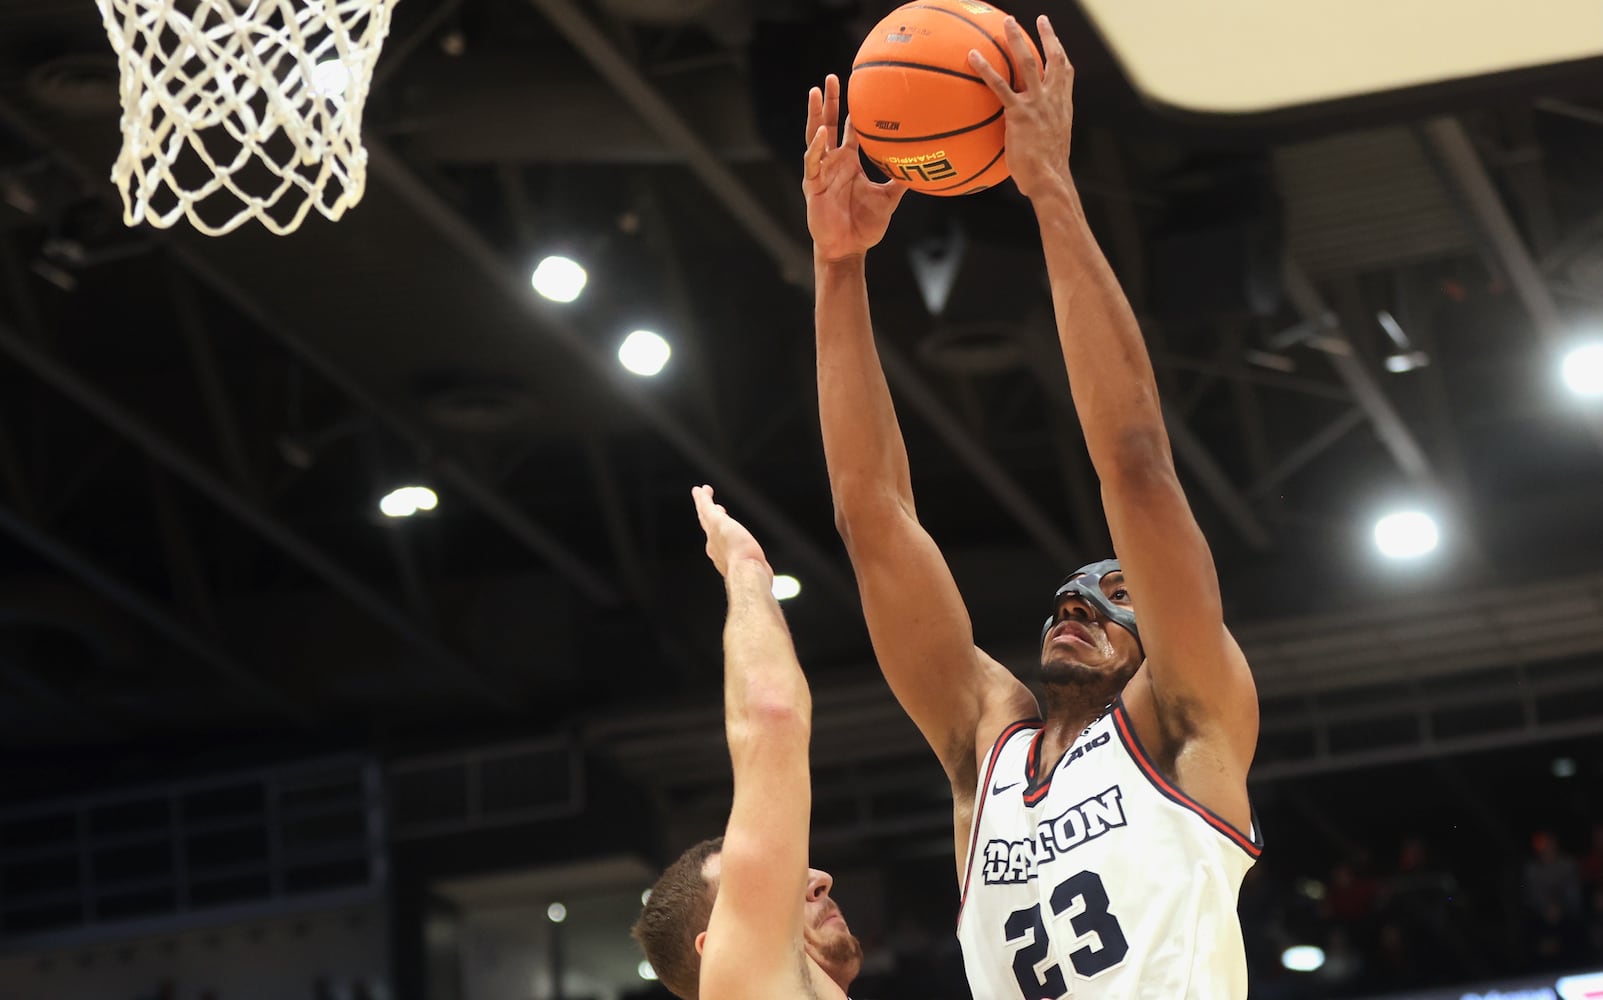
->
<box><xmin>638</xmin><ymin>961</ymin><xmax>658</xmax><ymax>981</ymax></box>
<box><xmin>771</xmin><ymin>574</ymin><xmax>801</xmax><ymax>601</ymax></box>
<box><xmin>311</xmin><ymin>59</ymin><xmax>352</xmax><ymax>98</ymax></box>
<box><xmin>1384</xmin><ymin>350</ymin><xmax>1430</xmax><ymax>373</ymax></box>
<box><xmin>1562</xmin><ymin>342</ymin><xmax>1603</xmax><ymax>397</ymax></box>
<box><xmin>619</xmin><ymin>329</ymin><xmax>671</xmax><ymax>377</ymax></box>
<box><xmin>1281</xmin><ymin>945</ymin><xmax>1325</xmax><ymax>972</ymax></box>
<box><xmin>1552</xmin><ymin>756</ymin><xmax>1578</xmax><ymax>778</ymax></box>
<box><xmin>546</xmin><ymin>902</ymin><xmax>567</xmax><ymax>924</ymax></box>
<box><xmin>1374</xmin><ymin>510</ymin><xmax>1439</xmax><ymax>559</ymax></box>
<box><xmin>640</xmin><ymin>889</ymin><xmax>652</xmax><ymax>905</ymax></box>
<box><xmin>531</xmin><ymin>255</ymin><xmax>587</xmax><ymax>303</ymax></box>
<box><xmin>379</xmin><ymin>485</ymin><xmax>438</xmax><ymax>519</ymax></box>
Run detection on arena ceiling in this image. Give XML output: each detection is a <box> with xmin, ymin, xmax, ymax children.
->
<box><xmin>0</xmin><ymin>0</ymin><xmax>1602</xmax><ymax>820</ymax></box>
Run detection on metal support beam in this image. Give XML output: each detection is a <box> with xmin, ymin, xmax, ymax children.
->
<box><xmin>364</xmin><ymin>141</ymin><xmax>864</xmax><ymax>605</ymax></box>
<box><xmin>0</xmin><ymin>319</ymin><xmax>515</xmax><ymax>711</ymax></box>
<box><xmin>0</xmin><ymin>405</ymin><xmax>38</xmax><ymax>522</ymax></box>
<box><xmin>146</xmin><ymin>463</ymin><xmax>221</xmax><ymax>630</ymax></box>
<box><xmin>1160</xmin><ymin>403</ymin><xmax>1273</xmax><ymax>551</ymax></box>
<box><xmin>527</xmin><ymin>0</ymin><xmax>1080</xmax><ymax>567</ymax></box>
<box><xmin>0</xmin><ymin>500</ymin><xmax>306</xmax><ymax>722</ymax></box>
<box><xmin>582</xmin><ymin>435</ymin><xmax>699</xmax><ymax>677</ymax></box>
<box><xmin>167</xmin><ymin>263</ymin><xmax>259</xmax><ymax>497</ymax></box>
<box><xmin>1280</xmin><ymin>257</ymin><xmax>1436</xmax><ymax>485</ymax></box>
<box><xmin>0</xmin><ymin>233</ymin><xmax>46</xmax><ymax>341</ymax></box>
<box><xmin>1076</xmin><ymin>131</ymin><xmax>1270</xmax><ymax>552</ymax></box>
<box><xmin>1419</xmin><ymin>116</ymin><xmax>1603</xmax><ymax>455</ymax></box>
<box><xmin>168</xmin><ymin>245</ymin><xmax>623</xmax><ymax>609</ymax></box>
<box><xmin>0</xmin><ymin>652</ymin><xmax>110</xmax><ymax>733</ymax></box>
<box><xmin>1246</xmin><ymin>407</ymin><xmax>1367</xmax><ymax>501</ymax></box>
<box><xmin>527</xmin><ymin>0</ymin><xmax>808</xmax><ymax>283</ymax></box>
<box><xmin>0</xmin><ymin>94</ymin><xmax>623</xmax><ymax>612</ymax></box>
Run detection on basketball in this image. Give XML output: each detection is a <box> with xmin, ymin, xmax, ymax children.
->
<box><xmin>849</xmin><ymin>1</ymin><xmax>1032</xmax><ymax>197</ymax></box>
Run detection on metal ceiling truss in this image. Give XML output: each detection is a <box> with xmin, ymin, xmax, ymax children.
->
<box><xmin>362</xmin><ymin>140</ymin><xmax>865</xmax><ymax>606</ymax></box>
<box><xmin>527</xmin><ymin>0</ymin><xmax>1084</xmax><ymax>569</ymax></box>
<box><xmin>0</xmin><ymin>95</ymin><xmax>626</xmax><ymax>614</ymax></box>
<box><xmin>0</xmin><ymin>318</ymin><xmax>517</xmax><ymax>712</ymax></box>
<box><xmin>1419</xmin><ymin>116</ymin><xmax>1603</xmax><ymax>457</ymax></box>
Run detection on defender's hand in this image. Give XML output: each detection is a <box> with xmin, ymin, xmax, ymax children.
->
<box><xmin>803</xmin><ymin>73</ymin><xmax>908</xmax><ymax>264</ymax></box>
<box><xmin>692</xmin><ymin>485</ymin><xmax>770</xmax><ymax>580</ymax></box>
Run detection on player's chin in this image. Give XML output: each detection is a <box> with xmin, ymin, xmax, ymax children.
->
<box><xmin>1037</xmin><ymin>655</ymin><xmax>1103</xmax><ymax>686</ymax></box>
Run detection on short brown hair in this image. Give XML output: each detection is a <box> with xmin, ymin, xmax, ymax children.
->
<box><xmin>631</xmin><ymin>837</ymin><xmax>723</xmax><ymax>999</ymax></box>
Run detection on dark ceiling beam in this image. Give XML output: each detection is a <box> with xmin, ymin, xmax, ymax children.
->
<box><xmin>1081</xmin><ymin>132</ymin><xmax>1272</xmax><ymax>552</ymax></box>
<box><xmin>363</xmin><ymin>140</ymin><xmax>865</xmax><ymax>606</ymax></box>
<box><xmin>1245</xmin><ymin>407</ymin><xmax>1367</xmax><ymax>502</ymax></box>
<box><xmin>167</xmin><ymin>263</ymin><xmax>259</xmax><ymax>498</ymax></box>
<box><xmin>582</xmin><ymin>434</ymin><xmax>701</xmax><ymax>679</ymax></box>
<box><xmin>1419</xmin><ymin>116</ymin><xmax>1603</xmax><ymax>456</ymax></box>
<box><xmin>1280</xmin><ymin>257</ymin><xmax>1436</xmax><ymax>485</ymax></box>
<box><xmin>527</xmin><ymin>0</ymin><xmax>1081</xmax><ymax>569</ymax></box>
<box><xmin>0</xmin><ymin>498</ymin><xmax>306</xmax><ymax>723</ymax></box>
<box><xmin>0</xmin><ymin>319</ymin><xmax>516</xmax><ymax>712</ymax></box>
<box><xmin>526</xmin><ymin>0</ymin><xmax>808</xmax><ymax>282</ymax></box>
<box><xmin>1151</xmin><ymin>352</ymin><xmax>1351</xmax><ymax>403</ymax></box>
<box><xmin>166</xmin><ymin>245</ymin><xmax>624</xmax><ymax>610</ymax></box>
<box><xmin>371</xmin><ymin>0</ymin><xmax>472</xmax><ymax>90</ymax></box>
<box><xmin>146</xmin><ymin>463</ymin><xmax>222</xmax><ymax>632</ymax></box>
<box><xmin>0</xmin><ymin>94</ymin><xmax>624</xmax><ymax>611</ymax></box>
<box><xmin>1160</xmin><ymin>403</ymin><xmax>1273</xmax><ymax>551</ymax></box>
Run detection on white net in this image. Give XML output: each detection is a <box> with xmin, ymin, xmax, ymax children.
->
<box><xmin>95</xmin><ymin>0</ymin><xmax>401</xmax><ymax>236</ymax></box>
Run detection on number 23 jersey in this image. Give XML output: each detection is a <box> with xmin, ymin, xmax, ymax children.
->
<box><xmin>955</xmin><ymin>701</ymin><xmax>1261</xmax><ymax>999</ymax></box>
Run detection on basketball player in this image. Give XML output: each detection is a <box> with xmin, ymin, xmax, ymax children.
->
<box><xmin>630</xmin><ymin>486</ymin><xmax>863</xmax><ymax>1000</ymax></box>
<box><xmin>804</xmin><ymin>13</ymin><xmax>1260</xmax><ymax>999</ymax></box>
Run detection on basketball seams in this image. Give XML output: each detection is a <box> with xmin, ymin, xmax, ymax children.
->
<box><xmin>853</xmin><ymin>104</ymin><xmax>1002</xmax><ymax>144</ymax></box>
<box><xmin>849</xmin><ymin>1</ymin><xmax>1017</xmax><ymax>196</ymax></box>
<box><xmin>850</xmin><ymin>59</ymin><xmax>987</xmax><ymax>86</ymax></box>
<box><xmin>903</xmin><ymin>3</ymin><xmax>1016</xmax><ymax>88</ymax></box>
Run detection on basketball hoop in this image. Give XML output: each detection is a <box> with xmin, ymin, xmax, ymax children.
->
<box><xmin>95</xmin><ymin>0</ymin><xmax>401</xmax><ymax>236</ymax></box>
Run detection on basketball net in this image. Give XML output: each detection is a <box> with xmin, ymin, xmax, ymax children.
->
<box><xmin>95</xmin><ymin>0</ymin><xmax>401</xmax><ymax>236</ymax></box>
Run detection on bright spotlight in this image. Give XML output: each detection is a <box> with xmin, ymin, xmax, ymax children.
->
<box><xmin>771</xmin><ymin>574</ymin><xmax>801</xmax><ymax>601</ymax></box>
<box><xmin>638</xmin><ymin>960</ymin><xmax>658</xmax><ymax>981</ymax></box>
<box><xmin>1552</xmin><ymin>756</ymin><xmax>1578</xmax><ymax>778</ymax></box>
<box><xmin>531</xmin><ymin>256</ymin><xmax>588</xmax><ymax>303</ymax></box>
<box><xmin>1281</xmin><ymin>945</ymin><xmax>1325</xmax><ymax>972</ymax></box>
<box><xmin>1374</xmin><ymin>510</ymin><xmax>1439</xmax><ymax>559</ymax></box>
<box><xmin>546</xmin><ymin>902</ymin><xmax>567</xmax><ymax>924</ymax></box>
<box><xmin>1562</xmin><ymin>342</ymin><xmax>1603</xmax><ymax>397</ymax></box>
<box><xmin>311</xmin><ymin>59</ymin><xmax>352</xmax><ymax>98</ymax></box>
<box><xmin>619</xmin><ymin>329</ymin><xmax>671</xmax><ymax>377</ymax></box>
<box><xmin>379</xmin><ymin>485</ymin><xmax>438</xmax><ymax>519</ymax></box>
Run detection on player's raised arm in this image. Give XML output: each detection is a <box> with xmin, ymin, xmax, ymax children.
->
<box><xmin>805</xmin><ymin>76</ymin><xmax>1037</xmax><ymax>802</ymax></box>
<box><xmin>689</xmin><ymin>486</ymin><xmax>815</xmax><ymax>998</ymax></box>
<box><xmin>969</xmin><ymin>18</ymin><xmax>1258</xmax><ymax>768</ymax></box>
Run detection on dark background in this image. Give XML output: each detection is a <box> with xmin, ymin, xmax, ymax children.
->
<box><xmin>1</xmin><ymin>0</ymin><xmax>1602</xmax><ymax>997</ymax></box>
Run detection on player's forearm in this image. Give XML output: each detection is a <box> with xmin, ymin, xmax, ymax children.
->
<box><xmin>722</xmin><ymin>558</ymin><xmax>811</xmax><ymax>745</ymax></box>
<box><xmin>815</xmin><ymin>255</ymin><xmax>917</xmax><ymax>519</ymax></box>
<box><xmin>1031</xmin><ymin>179</ymin><xmax>1173</xmax><ymax>478</ymax></box>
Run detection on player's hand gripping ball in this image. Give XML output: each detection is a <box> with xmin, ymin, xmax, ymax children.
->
<box><xmin>848</xmin><ymin>1</ymin><xmax>1041</xmax><ymax>196</ymax></box>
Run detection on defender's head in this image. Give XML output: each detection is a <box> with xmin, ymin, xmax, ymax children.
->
<box><xmin>630</xmin><ymin>837</ymin><xmax>862</xmax><ymax>999</ymax></box>
<box><xmin>1039</xmin><ymin>559</ymin><xmax>1144</xmax><ymax>691</ymax></box>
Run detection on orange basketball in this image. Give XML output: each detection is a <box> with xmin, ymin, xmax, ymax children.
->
<box><xmin>849</xmin><ymin>1</ymin><xmax>1030</xmax><ymax>197</ymax></box>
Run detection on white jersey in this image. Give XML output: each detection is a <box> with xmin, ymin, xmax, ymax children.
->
<box><xmin>955</xmin><ymin>701</ymin><xmax>1260</xmax><ymax>999</ymax></box>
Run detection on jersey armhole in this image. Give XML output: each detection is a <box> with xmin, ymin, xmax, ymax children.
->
<box><xmin>1110</xmin><ymin>701</ymin><xmax>1264</xmax><ymax>860</ymax></box>
<box><xmin>957</xmin><ymin>717</ymin><xmax>1041</xmax><ymax>925</ymax></box>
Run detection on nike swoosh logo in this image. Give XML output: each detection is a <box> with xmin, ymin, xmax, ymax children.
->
<box><xmin>992</xmin><ymin>781</ymin><xmax>1022</xmax><ymax>795</ymax></box>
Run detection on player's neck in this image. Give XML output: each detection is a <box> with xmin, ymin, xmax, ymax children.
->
<box><xmin>1037</xmin><ymin>688</ymin><xmax>1115</xmax><ymax>757</ymax></box>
